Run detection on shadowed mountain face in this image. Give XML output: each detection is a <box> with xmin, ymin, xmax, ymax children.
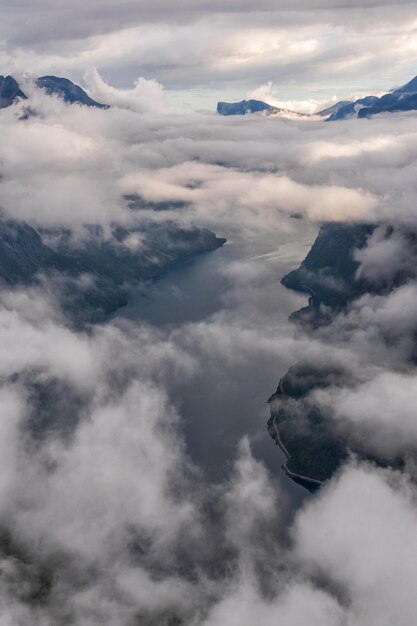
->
<box><xmin>326</xmin><ymin>74</ymin><xmax>417</xmax><ymax>120</ymax></box>
<box><xmin>36</xmin><ymin>76</ymin><xmax>109</xmax><ymax>109</ymax></box>
<box><xmin>325</xmin><ymin>96</ymin><xmax>380</xmax><ymax>121</ymax></box>
<box><xmin>267</xmin><ymin>361</ymin><xmax>404</xmax><ymax>492</ymax></box>
<box><xmin>0</xmin><ymin>74</ymin><xmax>108</xmax><ymax>110</ymax></box>
<box><xmin>0</xmin><ymin>218</ymin><xmax>225</xmax><ymax>325</ymax></box>
<box><xmin>268</xmin><ymin>222</ymin><xmax>415</xmax><ymax>490</ymax></box>
<box><xmin>357</xmin><ymin>91</ymin><xmax>417</xmax><ymax>118</ymax></box>
<box><xmin>0</xmin><ymin>75</ymin><xmax>27</xmax><ymax>108</ymax></box>
<box><xmin>281</xmin><ymin>222</ymin><xmax>375</xmax><ymax>311</ymax></box>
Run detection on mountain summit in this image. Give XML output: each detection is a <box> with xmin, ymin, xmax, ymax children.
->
<box><xmin>36</xmin><ymin>76</ymin><xmax>108</xmax><ymax>109</ymax></box>
<box><xmin>393</xmin><ymin>74</ymin><xmax>417</xmax><ymax>94</ymax></box>
<box><xmin>217</xmin><ymin>99</ymin><xmax>279</xmax><ymax>115</ymax></box>
<box><xmin>0</xmin><ymin>74</ymin><xmax>108</xmax><ymax>110</ymax></box>
<box><xmin>0</xmin><ymin>75</ymin><xmax>27</xmax><ymax>109</ymax></box>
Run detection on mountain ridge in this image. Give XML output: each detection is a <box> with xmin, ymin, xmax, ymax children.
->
<box><xmin>217</xmin><ymin>72</ymin><xmax>417</xmax><ymax>121</ymax></box>
<box><xmin>0</xmin><ymin>217</ymin><xmax>226</xmax><ymax>325</ymax></box>
<box><xmin>35</xmin><ymin>76</ymin><xmax>108</xmax><ymax>109</ymax></box>
<box><xmin>0</xmin><ymin>74</ymin><xmax>108</xmax><ymax>110</ymax></box>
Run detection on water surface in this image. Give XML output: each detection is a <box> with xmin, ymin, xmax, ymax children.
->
<box><xmin>119</xmin><ymin>224</ymin><xmax>316</xmax><ymax>502</ymax></box>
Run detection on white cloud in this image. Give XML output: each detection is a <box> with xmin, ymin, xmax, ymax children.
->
<box><xmin>295</xmin><ymin>464</ymin><xmax>417</xmax><ymax>626</ymax></box>
<box><xmin>84</xmin><ymin>68</ymin><xmax>169</xmax><ymax>113</ymax></box>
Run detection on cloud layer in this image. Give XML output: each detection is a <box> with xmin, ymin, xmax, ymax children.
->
<box><xmin>1</xmin><ymin>52</ymin><xmax>417</xmax><ymax>624</ymax></box>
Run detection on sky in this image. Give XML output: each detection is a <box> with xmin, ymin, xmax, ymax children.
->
<box><xmin>2</xmin><ymin>1</ymin><xmax>417</xmax><ymax>625</ymax></box>
<box><xmin>3</xmin><ymin>0</ymin><xmax>417</xmax><ymax>107</ymax></box>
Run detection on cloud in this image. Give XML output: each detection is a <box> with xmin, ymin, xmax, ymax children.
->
<box><xmin>247</xmin><ymin>81</ymin><xmax>331</xmax><ymax>114</ymax></box>
<box><xmin>294</xmin><ymin>463</ymin><xmax>417</xmax><ymax>626</ymax></box>
<box><xmin>354</xmin><ymin>225</ymin><xmax>417</xmax><ymax>284</ymax></box>
<box><xmin>201</xmin><ymin>580</ymin><xmax>343</xmax><ymax>626</ymax></box>
<box><xmin>1</xmin><ymin>0</ymin><xmax>417</xmax><ymax>102</ymax></box>
<box><xmin>119</xmin><ymin>161</ymin><xmax>378</xmax><ymax>229</ymax></box>
<box><xmin>3</xmin><ymin>15</ymin><xmax>417</xmax><ymax>622</ymax></box>
<box><xmin>0</xmin><ymin>94</ymin><xmax>395</xmax><ymax>231</ymax></box>
<box><xmin>312</xmin><ymin>368</ymin><xmax>417</xmax><ymax>458</ymax></box>
<box><xmin>84</xmin><ymin>68</ymin><xmax>169</xmax><ymax>113</ymax></box>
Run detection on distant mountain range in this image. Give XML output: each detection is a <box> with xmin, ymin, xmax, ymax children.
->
<box><xmin>217</xmin><ymin>73</ymin><xmax>417</xmax><ymax>121</ymax></box>
<box><xmin>4</xmin><ymin>71</ymin><xmax>417</xmax><ymax>121</ymax></box>
<box><xmin>217</xmin><ymin>99</ymin><xmax>281</xmax><ymax>116</ymax></box>
<box><xmin>0</xmin><ymin>74</ymin><xmax>108</xmax><ymax>109</ymax></box>
<box><xmin>217</xmin><ymin>98</ymin><xmax>306</xmax><ymax>119</ymax></box>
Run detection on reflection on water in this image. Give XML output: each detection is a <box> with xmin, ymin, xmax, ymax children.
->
<box><xmin>118</xmin><ymin>225</ymin><xmax>316</xmax><ymax>502</ymax></box>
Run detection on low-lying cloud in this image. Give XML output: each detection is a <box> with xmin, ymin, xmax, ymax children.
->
<box><xmin>1</xmin><ymin>58</ymin><xmax>417</xmax><ymax>624</ymax></box>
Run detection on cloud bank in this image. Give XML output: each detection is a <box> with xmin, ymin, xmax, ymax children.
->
<box><xmin>1</xmin><ymin>52</ymin><xmax>417</xmax><ymax>624</ymax></box>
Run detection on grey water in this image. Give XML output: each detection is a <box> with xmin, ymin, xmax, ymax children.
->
<box><xmin>118</xmin><ymin>224</ymin><xmax>316</xmax><ymax>500</ymax></box>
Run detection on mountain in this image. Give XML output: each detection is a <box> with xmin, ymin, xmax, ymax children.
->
<box><xmin>217</xmin><ymin>99</ymin><xmax>279</xmax><ymax>115</ymax></box>
<box><xmin>327</xmin><ymin>74</ymin><xmax>417</xmax><ymax>120</ymax></box>
<box><xmin>392</xmin><ymin>74</ymin><xmax>417</xmax><ymax>93</ymax></box>
<box><xmin>316</xmin><ymin>100</ymin><xmax>351</xmax><ymax>118</ymax></box>
<box><xmin>358</xmin><ymin>90</ymin><xmax>417</xmax><ymax>118</ymax></box>
<box><xmin>0</xmin><ymin>217</ymin><xmax>225</xmax><ymax>325</ymax></box>
<box><xmin>268</xmin><ymin>363</ymin><xmax>352</xmax><ymax>491</ymax></box>
<box><xmin>267</xmin><ymin>359</ymin><xmax>403</xmax><ymax>492</ymax></box>
<box><xmin>0</xmin><ymin>74</ymin><xmax>109</xmax><ymax>110</ymax></box>
<box><xmin>217</xmin><ymin>73</ymin><xmax>417</xmax><ymax>122</ymax></box>
<box><xmin>0</xmin><ymin>75</ymin><xmax>27</xmax><ymax>108</ymax></box>
<box><xmin>216</xmin><ymin>97</ymin><xmax>356</xmax><ymax>120</ymax></box>
<box><xmin>268</xmin><ymin>222</ymin><xmax>415</xmax><ymax>490</ymax></box>
<box><xmin>281</xmin><ymin>222</ymin><xmax>375</xmax><ymax>312</ymax></box>
<box><xmin>0</xmin><ymin>74</ymin><xmax>227</xmax><ymax>325</ymax></box>
<box><xmin>325</xmin><ymin>96</ymin><xmax>380</xmax><ymax>121</ymax></box>
<box><xmin>36</xmin><ymin>76</ymin><xmax>109</xmax><ymax>109</ymax></box>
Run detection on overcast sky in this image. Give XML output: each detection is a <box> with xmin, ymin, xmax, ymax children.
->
<box><xmin>3</xmin><ymin>0</ymin><xmax>417</xmax><ymax>107</ymax></box>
